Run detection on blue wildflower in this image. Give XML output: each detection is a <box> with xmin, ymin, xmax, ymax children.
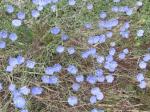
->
<box><xmin>12</xmin><ymin>19</ymin><xmax>22</xmax><ymax>27</ymax></box>
<box><xmin>90</xmin><ymin>96</ymin><xmax>97</xmax><ymax>104</ymax></box>
<box><xmin>17</xmin><ymin>11</ymin><xmax>25</xmax><ymax>20</ymax></box>
<box><xmin>31</xmin><ymin>9</ymin><xmax>40</xmax><ymax>18</ymax></box>
<box><xmin>86</xmin><ymin>75</ymin><xmax>97</xmax><ymax>84</ymax></box>
<box><xmin>136</xmin><ymin>73</ymin><xmax>144</xmax><ymax>82</ymax></box>
<box><xmin>61</xmin><ymin>34</ymin><xmax>69</xmax><ymax>41</ymax></box>
<box><xmin>87</xmin><ymin>3</ymin><xmax>93</xmax><ymax>11</ymax></box>
<box><xmin>56</xmin><ymin>45</ymin><xmax>65</xmax><ymax>54</ymax></box>
<box><xmin>105</xmin><ymin>74</ymin><xmax>114</xmax><ymax>83</ymax></box>
<box><xmin>26</xmin><ymin>60</ymin><xmax>36</xmax><ymax>69</ymax></box>
<box><xmin>8</xmin><ymin>83</ymin><xmax>16</xmax><ymax>92</ymax></box>
<box><xmin>138</xmin><ymin>81</ymin><xmax>146</xmax><ymax>89</ymax></box>
<box><xmin>67</xmin><ymin>47</ymin><xmax>75</xmax><ymax>55</ymax></box>
<box><xmin>118</xmin><ymin>52</ymin><xmax>126</xmax><ymax>60</ymax></box>
<box><xmin>45</xmin><ymin>67</ymin><xmax>54</xmax><ymax>75</ymax></box>
<box><xmin>75</xmin><ymin>75</ymin><xmax>84</xmax><ymax>83</ymax></box>
<box><xmin>13</xmin><ymin>97</ymin><xmax>26</xmax><ymax>109</ymax></box>
<box><xmin>0</xmin><ymin>30</ymin><xmax>8</xmax><ymax>38</ymax></box>
<box><xmin>67</xmin><ymin>96</ymin><xmax>78</xmax><ymax>106</ymax></box>
<box><xmin>6</xmin><ymin>66</ymin><xmax>14</xmax><ymax>72</ymax></box>
<box><xmin>143</xmin><ymin>54</ymin><xmax>150</xmax><ymax>62</ymax></box>
<box><xmin>139</xmin><ymin>61</ymin><xmax>147</xmax><ymax>69</ymax></box>
<box><xmin>41</xmin><ymin>75</ymin><xmax>50</xmax><ymax>84</ymax></box>
<box><xmin>137</xmin><ymin>29</ymin><xmax>144</xmax><ymax>37</ymax></box>
<box><xmin>0</xmin><ymin>41</ymin><xmax>6</xmax><ymax>49</ymax></box>
<box><xmin>99</xmin><ymin>11</ymin><xmax>107</xmax><ymax>19</ymax></box>
<box><xmin>51</xmin><ymin>5</ymin><xmax>57</xmax><ymax>12</ymax></box>
<box><xmin>9</xmin><ymin>33</ymin><xmax>18</xmax><ymax>42</ymax></box>
<box><xmin>19</xmin><ymin>86</ymin><xmax>30</xmax><ymax>95</ymax></box>
<box><xmin>53</xmin><ymin>63</ymin><xmax>62</xmax><ymax>72</ymax></box>
<box><xmin>9</xmin><ymin>57</ymin><xmax>18</xmax><ymax>67</ymax></box>
<box><xmin>16</xmin><ymin>55</ymin><xmax>25</xmax><ymax>65</ymax></box>
<box><xmin>49</xmin><ymin>76</ymin><xmax>59</xmax><ymax>84</ymax></box>
<box><xmin>67</xmin><ymin>65</ymin><xmax>78</xmax><ymax>75</ymax></box>
<box><xmin>6</xmin><ymin>5</ymin><xmax>14</xmax><ymax>14</ymax></box>
<box><xmin>50</xmin><ymin>27</ymin><xmax>60</xmax><ymax>35</ymax></box>
<box><xmin>31</xmin><ymin>86</ymin><xmax>43</xmax><ymax>95</ymax></box>
<box><xmin>91</xmin><ymin>87</ymin><xmax>101</xmax><ymax>95</ymax></box>
<box><xmin>68</xmin><ymin>0</ymin><xmax>76</xmax><ymax>6</ymax></box>
<box><xmin>0</xmin><ymin>83</ymin><xmax>3</xmax><ymax>91</ymax></box>
<box><xmin>72</xmin><ymin>83</ymin><xmax>80</xmax><ymax>92</ymax></box>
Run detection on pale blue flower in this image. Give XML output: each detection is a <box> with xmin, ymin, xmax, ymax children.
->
<box><xmin>13</xmin><ymin>97</ymin><xmax>26</xmax><ymax>109</ymax></box>
<box><xmin>9</xmin><ymin>33</ymin><xmax>18</xmax><ymax>42</ymax></box>
<box><xmin>0</xmin><ymin>41</ymin><xmax>6</xmax><ymax>49</ymax></box>
<box><xmin>72</xmin><ymin>83</ymin><xmax>80</xmax><ymax>91</ymax></box>
<box><xmin>67</xmin><ymin>96</ymin><xmax>78</xmax><ymax>106</ymax></box>
<box><xmin>31</xmin><ymin>86</ymin><xmax>43</xmax><ymax>95</ymax></box>
<box><xmin>26</xmin><ymin>60</ymin><xmax>36</xmax><ymax>69</ymax></box>
<box><xmin>19</xmin><ymin>86</ymin><xmax>30</xmax><ymax>95</ymax></box>
<box><xmin>90</xmin><ymin>96</ymin><xmax>97</xmax><ymax>104</ymax></box>
<box><xmin>6</xmin><ymin>5</ymin><xmax>14</xmax><ymax>14</ymax></box>
<box><xmin>67</xmin><ymin>65</ymin><xmax>78</xmax><ymax>75</ymax></box>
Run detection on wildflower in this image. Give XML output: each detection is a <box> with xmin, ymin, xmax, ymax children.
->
<box><xmin>143</xmin><ymin>54</ymin><xmax>150</xmax><ymax>62</ymax></box>
<box><xmin>84</xmin><ymin>23</ymin><xmax>92</xmax><ymax>30</ymax></box>
<box><xmin>87</xmin><ymin>3</ymin><xmax>93</xmax><ymax>11</ymax></box>
<box><xmin>26</xmin><ymin>60</ymin><xmax>36</xmax><ymax>69</ymax></box>
<box><xmin>31</xmin><ymin>86</ymin><xmax>43</xmax><ymax>95</ymax></box>
<box><xmin>91</xmin><ymin>87</ymin><xmax>101</xmax><ymax>95</ymax></box>
<box><xmin>0</xmin><ymin>41</ymin><xmax>6</xmax><ymax>48</ymax></box>
<box><xmin>123</xmin><ymin>48</ymin><xmax>129</xmax><ymax>54</ymax></box>
<box><xmin>118</xmin><ymin>52</ymin><xmax>126</xmax><ymax>60</ymax></box>
<box><xmin>105</xmin><ymin>74</ymin><xmax>114</xmax><ymax>83</ymax></box>
<box><xmin>96</xmin><ymin>92</ymin><xmax>104</xmax><ymax>101</ymax></box>
<box><xmin>68</xmin><ymin>0</ymin><xmax>76</xmax><ymax>6</ymax></box>
<box><xmin>49</xmin><ymin>76</ymin><xmax>59</xmax><ymax>84</ymax></box>
<box><xmin>8</xmin><ymin>83</ymin><xmax>16</xmax><ymax>92</ymax></box>
<box><xmin>19</xmin><ymin>86</ymin><xmax>30</xmax><ymax>95</ymax></box>
<box><xmin>67</xmin><ymin>47</ymin><xmax>75</xmax><ymax>55</ymax></box>
<box><xmin>6</xmin><ymin>5</ymin><xmax>14</xmax><ymax>14</ymax></box>
<box><xmin>41</xmin><ymin>75</ymin><xmax>50</xmax><ymax>84</ymax></box>
<box><xmin>138</xmin><ymin>81</ymin><xmax>147</xmax><ymax>89</ymax></box>
<box><xmin>61</xmin><ymin>34</ymin><xmax>69</xmax><ymax>41</ymax></box>
<box><xmin>86</xmin><ymin>75</ymin><xmax>97</xmax><ymax>84</ymax></box>
<box><xmin>72</xmin><ymin>83</ymin><xmax>80</xmax><ymax>92</ymax></box>
<box><xmin>139</xmin><ymin>61</ymin><xmax>147</xmax><ymax>69</ymax></box>
<box><xmin>0</xmin><ymin>30</ymin><xmax>8</xmax><ymax>38</ymax></box>
<box><xmin>67</xmin><ymin>96</ymin><xmax>78</xmax><ymax>106</ymax></box>
<box><xmin>56</xmin><ymin>45</ymin><xmax>65</xmax><ymax>54</ymax></box>
<box><xmin>6</xmin><ymin>66</ymin><xmax>14</xmax><ymax>72</ymax></box>
<box><xmin>75</xmin><ymin>75</ymin><xmax>84</xmax><ymax>83</ymax></box>
<box><xmin>12</xmin><ymin>19</ymin><xmax>22</xmax><ymax>27</ymax></box>
<box><xmin>136</xmin><ymin>73</ymin><xmax>144</xmax><ymax>82</ymax></box>
<box><xmin>16</xmin><ymin>55</ymin><xmax>25</xmax><ymax>65</ymax></box>
<box><xmin>50</xmin><ymin>27</ymin><xmax>60</xmax><ymax>35</ymax></box>
<box><xmin>53</xmin><ymin>63</ymin><xmax>62</xmax><ymax>72</ymax></box>
<box><xmin>45</xmin><ymin>67</ymin><xmax>54</xmax><ymax>75</ymax></box>
<box><xmin>51</xmin><ymin>5</ymin><xmax>57</xmax><ymax>12</ymax></box>
<box><xmin>99</xmin><ymin>11</ymin><xmax>107</xmax><ymax>19</ymax></box>
<box><xmin>137</xmin><ymin>29</ymin><xmax>144</xmax><ymax>37</ymax></box>
<box><xmin>13</xmin><ymin>97</ymin><xmax>26</xmax><ymax>109</ymax></box>
<box><xmin>31</xmin><ymin>9</ymin><xmax>40</xmax><ymax>18</ymax></box>
<box><xmin>67</xmin><ymin>65</ymin><xmax>78</xmax><ymax>75</ymax></box>
<box><xmin>8</xmin><ymin>57</ymin><xmax>18</xmax><ymax>67</ymax></box>
<box><xmin>17</xmin><ymin>11</ymin><xmax>25</xmax><ymax>20</ymax></box>
<box><xmin>9</xmin><ymin>33</ymin><xmax>18</xmax><ymax>42</ymax></box>
<box><xmin>0</xmin><ymin>83</ymin><xmax>3</xmax><ymax>91</ymax></box>
<box><xmin>90</xmin><ymin>96</ymin><xmax>97</xmax><ymax>104</ymax></box>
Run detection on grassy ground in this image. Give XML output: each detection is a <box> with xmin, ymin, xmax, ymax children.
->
<box><xmin>0</xmin><ymin>0</ymin><xmax>150</xmax><ymax>112</ymax></box>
